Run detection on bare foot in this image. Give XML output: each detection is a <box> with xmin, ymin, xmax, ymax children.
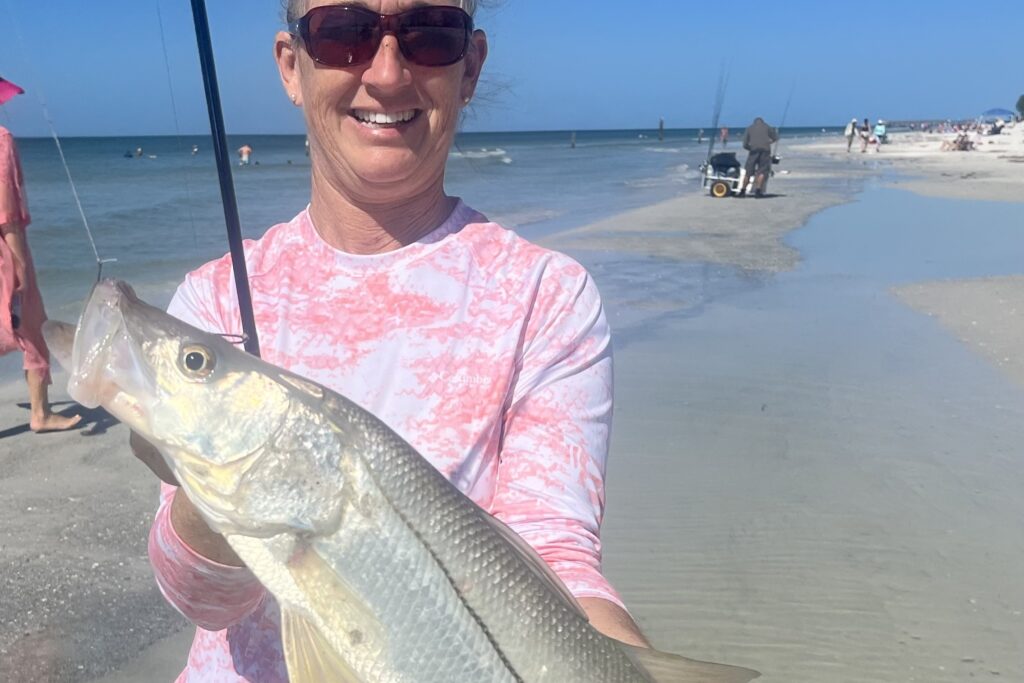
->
<box><xmin>30</xmin><ymin>413</ymin><xmax>83</xmax><ymax>433</ymax></box>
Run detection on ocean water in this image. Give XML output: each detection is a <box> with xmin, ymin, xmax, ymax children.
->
<box><xmin>15</xmin><ymin>127</ymin><xmax>834</xmax><ymax>325</ymax></box>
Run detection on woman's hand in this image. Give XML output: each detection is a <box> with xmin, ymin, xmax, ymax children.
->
<box><xmin>130</xmin><ymin>431</ymin><xmax>244</xmax><ymax>566</ymax></box>
<box><xmin>129</xmin><ymin>430</ymin><xmax>178</xmax><ymax>485</ymax></box>
<box><xmin>11</xmin><ymin>259</ymin><xmax>27</xmax><ymax>294</ymax></box>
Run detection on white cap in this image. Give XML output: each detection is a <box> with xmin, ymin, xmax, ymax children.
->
<box><xmin>459</xmin><ymin>0</ymin><xmax>477</xmax><ymax>14</ymax></box>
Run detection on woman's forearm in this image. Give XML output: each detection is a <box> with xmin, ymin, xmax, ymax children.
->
<box><xmin>1</xmin><ymin>222</ymin><xmax>30</xmax><ymax>289</ymax></box>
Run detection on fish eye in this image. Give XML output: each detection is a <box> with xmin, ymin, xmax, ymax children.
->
<box><xmin>179</xmin><ymin>343</ymin><xmax>216</xmax><ymax>380</ymax></box>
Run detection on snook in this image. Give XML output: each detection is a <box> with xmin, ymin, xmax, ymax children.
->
<box><xmin>44</xmin><ymin>279</ymin><xmax>758</xmax><ymax>683</ymax></box>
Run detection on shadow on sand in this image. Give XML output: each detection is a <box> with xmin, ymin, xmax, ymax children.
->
<box><xmin>0</xmin><ymin>401</ymin><xmax>119</xmax><ymax>439</ymax></box>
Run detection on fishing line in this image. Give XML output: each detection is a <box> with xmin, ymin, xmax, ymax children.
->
<box><xmin>156</xmin><ymin>0</ymin><xmax>201</xmax><ymax>250</ymax></box>
<box><xmin>2</xmin><ymin>0</ymin><xmax>116</xmax><ymax>281</ymax></box>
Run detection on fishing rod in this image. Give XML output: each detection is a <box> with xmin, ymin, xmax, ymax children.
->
<box><xmin>189</xmin><ymin>0</ymin><xmax>261</xmax><ymax>358</ymax></box>
<box><xmin>704</xmin><ymin>63</ymin><xmax>730</xmax><ymax>163</ymax></box>
<box><xmin>773</xmin><ymin>83</ymin><xmax>796</xmax><ymax>158</ymax></box>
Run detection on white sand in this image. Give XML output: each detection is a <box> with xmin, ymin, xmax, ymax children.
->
<box><xmin>794</xmin><ymin>124</ymin><xmax>1024</xmax><ymax>203</ymax></box>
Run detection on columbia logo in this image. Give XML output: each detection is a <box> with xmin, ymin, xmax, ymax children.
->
<box><xmin>450</xmin><ymin>374</ymin><xmax>490</xmax><ymax>387</ymax></box>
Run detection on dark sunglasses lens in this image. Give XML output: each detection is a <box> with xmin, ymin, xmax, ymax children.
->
<box><xmin>305</xmin><ymin>7</ymin><xmax>379</xmax><ymax>67</ymax></box>
<box><xmin>398</xmin><ymin>8</ymin><xmax>471</xmax><ymax>66</ymax></box>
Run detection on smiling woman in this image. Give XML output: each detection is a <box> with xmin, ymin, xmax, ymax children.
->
<box><xmin>124</xmin><ymin>0</ymin><xmax>669</xmax><ymax>681</ymax></box>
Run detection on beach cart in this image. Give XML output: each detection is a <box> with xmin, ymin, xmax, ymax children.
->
<box><xmin>699</xmin><ymin>152</ymin><xmax>747</xmax><ymax>198</ymax></box>
<box><xmin>699</xmin><ymin>151</ymin><xmax>781</xmax><ymax>197</ymax></box>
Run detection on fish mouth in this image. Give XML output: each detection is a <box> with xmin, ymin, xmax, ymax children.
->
<box><xmin>43</xmin><ymin>280</ymin><xmax>158</xmax><ymax>431</ymax></box>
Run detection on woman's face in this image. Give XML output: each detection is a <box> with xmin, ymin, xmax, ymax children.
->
<box><xmin>276</xmin><ymin>0</ymin><xmax>487</xmax><ymax>202</ymax></box>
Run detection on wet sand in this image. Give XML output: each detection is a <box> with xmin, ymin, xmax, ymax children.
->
<box><xmin>584</xmin><ymin>187</ymin><xmax>1024</xmax><ymax>681</ymax></box>
<box><xmin>896</xmin><ymin>276</ymin><xmax>1024</xmax><ymax>389</ymax></box>
<box><xmin>2</xmin><ymin>144</ymin><xmax>1023</xmax><ymax>681</ymax></box>
<box><xmin>544</xmin><ymin>148</ymin><xmax>874</xmax><ymax>273</ymax></box>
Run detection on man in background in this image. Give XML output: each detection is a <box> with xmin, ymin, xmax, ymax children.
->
<box><xmin>742</xmin><ymin>117</ymin><xmax>779</xmax><ymax>198</ymax></box>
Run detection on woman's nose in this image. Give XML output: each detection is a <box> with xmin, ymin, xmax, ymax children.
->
<box><xmin>361</xmin><ymin>35</ymin><xmax>413</xmax><ymax>91</ymax></box>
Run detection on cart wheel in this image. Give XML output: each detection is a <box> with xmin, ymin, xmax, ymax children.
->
<box><xmin>710</xmin><ymin>181</ymin><xmax>730</xmax><ymax>198</ymax></box>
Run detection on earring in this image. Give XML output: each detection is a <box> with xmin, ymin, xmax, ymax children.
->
<box><xmin>463</xmin><ymin>96</ymin><xmax>471</xmax><ymax>104</ymax></box>
<box><xmin>290</xmin><ymin>94</ymin><xmax>298</xmax><ymax>104</ymax></box>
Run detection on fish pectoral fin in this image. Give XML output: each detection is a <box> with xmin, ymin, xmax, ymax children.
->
<box><xmin>287</xmin><ymin>542</ymin><xmax>386</xmax><ymax>649</ymax></box>
<box><xmin>282</xmin><ymin>608</ymin><xmax>365</xmax><ymax>683</ymax></box>
<box><xmin>621</xmin><ymin>643</ymin><xmax>760</xmax><ymax>683</ymax></box>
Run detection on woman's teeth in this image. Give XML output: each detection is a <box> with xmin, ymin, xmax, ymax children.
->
<box><xmin>352</xmin><ymin>110</ymin><xmax>417</xmax><ymax>126</ymax></box>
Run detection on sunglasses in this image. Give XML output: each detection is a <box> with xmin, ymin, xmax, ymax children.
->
<box><xmin>289</xmin><ymin>5</ymin><xmax>474</xmax><ymax>68</ymax></box>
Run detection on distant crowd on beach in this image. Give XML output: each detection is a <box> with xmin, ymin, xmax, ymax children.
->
<box><xmin>843</xmin><ymin>115</ymin><xmax>1019</xmax><ymax>153</ymax></box>
<box><xmin>843</xmin><ymin>118</ymin><xmax>888</xmax><ymax>153</ymax></box>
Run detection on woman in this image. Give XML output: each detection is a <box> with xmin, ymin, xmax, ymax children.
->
<box><xmin>0</xmin><ymin>124</ymin><xmax>81</xmax><ymax>433</ymax></box>
<box><xmin>134</xmin><ymin>1</ymin><xmax>648</xmax><ymax>679</ymax></box>
<box><xmin>859</xmin><ymin>117</ymin><xmax>871</xmax><ymax>152</ymax></box>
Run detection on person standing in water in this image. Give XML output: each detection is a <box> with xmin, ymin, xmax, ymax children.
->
<box><xmin>720</xmin><ymin>126</ymin><xmax>729</xmax><ymax>147</ymax></box>
<box><xmin>237</xmin><ymin>144</ymin><xmax>253</xmax><ymax>166</ymax></box>
<box><xmin>0</xmin><ymin>124</ymin><xmax>81</xmax><ymax>432</ymax></box>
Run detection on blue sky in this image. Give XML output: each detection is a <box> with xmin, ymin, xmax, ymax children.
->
<box><xmin>1</xmin><ymin>0</ymin><xmax>1020</xmax><ymax>137</ymax></box>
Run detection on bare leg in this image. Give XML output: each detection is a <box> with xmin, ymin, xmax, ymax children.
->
<box><xmin>27</xmin><ymin>368</ymin><xmax>81</xmax><ymax>432</ymax></box>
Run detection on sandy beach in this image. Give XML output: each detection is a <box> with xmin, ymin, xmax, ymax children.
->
<box><xmin>2</xmin><ymin>129</ymin><xmax>1024</xmax><ymax>682</ymax></box>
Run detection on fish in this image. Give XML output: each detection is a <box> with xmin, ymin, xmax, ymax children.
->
<box><xmin>43</xmin><ymin>279</ymin><xmax>759</xmax><ymax>683</ymax></box>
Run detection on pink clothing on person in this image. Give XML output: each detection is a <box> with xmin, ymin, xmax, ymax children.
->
<box><xmin>0</xmin><ymin>128</ymin><xmax>31</xmax><ymax>228</ymax></box>
<box><xmin>0</xmin><ymin>127</ymin><xmax>49</xmax><ymax>377</ymax></box>
<box><xmin>151</xmin><ymin>202</ymin><xmax>622</xmax><ymax>681</ymax></box>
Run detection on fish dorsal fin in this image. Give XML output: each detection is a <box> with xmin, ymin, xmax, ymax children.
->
<box><xmin>621</xmin><ymin>643</ymin><xmax>760</xmax><ymax>683</ymax></box>
<box><xmin>480</xmin><ymin>510</ymin><xmax>588</xmax><ymax>621</ymax></box>
<box><xmin>281</xmin><ymin>608</ymin><xmax>364</xmax><ymax>683</ymax></box>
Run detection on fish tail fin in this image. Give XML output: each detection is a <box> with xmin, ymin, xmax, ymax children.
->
<box><xmin>281</xmin><ymin>608</ymin><xmax>365</xmax><ymax>683</ymax></box>
<box><xmin>621</xmin><ymin>643</ymin><xmax>760</xmax><ymax>683</ymax></box>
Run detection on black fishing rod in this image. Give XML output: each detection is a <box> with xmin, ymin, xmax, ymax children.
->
<box><xmin>189</xmin><ymin>0</ymin><xmax>261</xmax><ymax>358</ymax></box>
<box><xmin>773</xmin><ymin>83</ymin><xmax>796</xmax><ymax>158</ymax></box>
<box><xmin>705</xmin><ymin>63</ymin><xmax>730</xmax><ymax>163</ymax></box>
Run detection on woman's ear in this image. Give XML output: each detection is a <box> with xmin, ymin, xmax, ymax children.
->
<box><xmin>275</xmin><ymin>30</ymin><xmax>303</xmax><ymax>106</ymax></box>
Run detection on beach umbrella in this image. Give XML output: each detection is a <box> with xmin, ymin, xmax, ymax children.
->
<box><xmin>980</xmin><ymin>108</ymin><xmax>1015</xmax><ymax>120</ymax></box>
<box><xmin>0</xmin><ymin>76</ymin><xmax>25</xmax><ymax>106</ymax></box>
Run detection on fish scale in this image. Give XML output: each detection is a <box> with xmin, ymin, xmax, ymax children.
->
<box><xmin>334</xmin><ymin>394</ymin><xmax>646</xmax><ymax>681</ymax></box>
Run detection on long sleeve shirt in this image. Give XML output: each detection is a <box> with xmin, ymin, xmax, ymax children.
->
<box><xmin>149</xmin><ymin>201</ymin><xmax>622</xmax><ymax>681</ymax></box>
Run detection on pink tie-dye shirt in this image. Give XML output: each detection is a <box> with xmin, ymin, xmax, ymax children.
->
<box><xmin>151</xmin><ymin>201</ymin><xmax>620</xmax><ymax>681</ymax></box>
